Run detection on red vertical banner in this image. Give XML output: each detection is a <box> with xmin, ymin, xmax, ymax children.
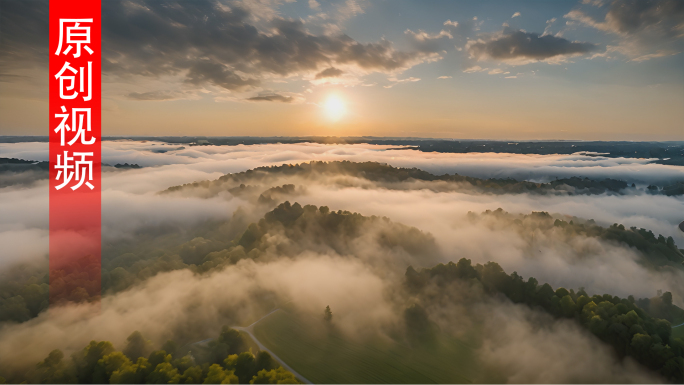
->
<box><xmin>49</xmin><ymin>0</ymin><xmax>101</xmax><ymax>305</ymax></box>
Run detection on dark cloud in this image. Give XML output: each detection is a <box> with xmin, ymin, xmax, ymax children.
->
<box><xmin>126</xmin><ymin>90</ymin><xmax>186</xmax><ymax>101</ymax></box>
<box><xmin>0</xmin><ymin>0</ymin><xmax>434</xmax><ymax>90</ymax></box>
<box><xmin>467</xmin><ymin>28</ymin><xmax>598</xmax><ymax>62</ymax></box>
<box><xmin>185</xmin><ymin>61</ymin><xmax>259</xmax><ymax>91</ymax></box>
<box><xmin>0</xmin><ymin>1</ymin><xmax>49</xmax><ymax>70</ymax></box>
<box><xmin>0</xmin><ymin>74</ymin><xmax>29</xmax><ymax>82</ymax></box>
<box><xmin>246</xmin><ymin>93</ymin><xmax>293</xmax><ymax>103</ymax></box>
<box><xmin>565</xmin><ymin>0</ymin><xmax>684</xmax><ymax>60</ymax></box>
<box><xmin>315</xmin><ymin>67</ymin><xmax>344</xmax><ymax>79</ymax></box>
<box><xmin>603</xmin><ymin>0</ymin><xmax>683</xmax><ymax>36</ymax></box>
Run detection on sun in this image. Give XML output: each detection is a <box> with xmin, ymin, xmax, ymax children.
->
<box><xmin>324</xmin><ymin>95</ymin><xmax>346</xmax><ymax>122</ymax></box>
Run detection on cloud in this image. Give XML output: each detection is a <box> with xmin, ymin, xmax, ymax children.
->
<box><xmin>0</xmin><ymin>255</ymin><xmax>397</xmax><ymax>369</ymax></box>
<box><xmin>0</xmin><ymin>140</ymin><xmax>681</xmax><ymax>383</ymax></box>
<box><xmin>467</xmin><ymin>28</ymin><xmax>598</xmax><ymax>64</ymax></box>
<box><xmin>512</xmin><ymin>12</ymin><xmax>521</xmax><ymax>18</ymax></box>
<box><xmin>442</xmin><ymin>19</ymin><xmax>481</xmax><ymax>44</ymax></box>
<box><xmin>544</xmin><ymin>17</ymin><xmax>558</xmax><ymax>36</ymax></box>
<box><xmin>592</xmin><ymin>0</ymin><xmax>683</xmax><ymax>37</ymax></box>
<box><xmin>246</xmin><ymin>92</ymin><xmax>294</xmax><ymax>103</ymax></box>
<box><xmin>0</xmin><ymin>1</ymin><xmax>49</xmax><ymax>72</ymax></box>
<box><xmin>630</xmin><ymin>50</ymin><xmax>680</xmax><ymax>62</ymax></box>
<box><xmin>463</xmin><ymin>65</ymin><xmax>488</xmax><ymax>73</ymax></box>
<box><xmin>565</xmin><ymin>0</ymin><xmax>684</xmax><ymax>60</ymax></box>
<box><xmin>383</xmin><ymin>76</ymin><xmax>421</xmax><ymax>88</ymax></box>
<box><xmin>308</xmin><ymin>0</ymin><xmax>320</xmax><ymax>10</ymax></box>
<box><xmin>3</xmin><ymin>141</ymin><xmax>684</xmax><ymax>186</ymax></box>
<box><xmin>0</xmin><ymin>0</ymin><xmax>437</xmax><ymax>92</ymax></box>
<box><xmin>403</xmin><ymin>18</ymin><xmax>481</xmax><ymax>55</ymax></box>
<box><xmin>475</xmin><ymin>300</ymin><xmax>660</xmax><ymax>383</ymax></box>
<box><xmin>437</xmin><ymin>75</ymin><xmax>452</xmax><ymax>79</ymax></box>
<box><xmin>404</xmin><ymin>28</ymin><xmax>453</xmax><ymax>53</ymax></box>
<box><xmin>2</xmin><ymin>140</ymin><xmax>684</xmax><ymax>298</ymax></box>
<box><xmin>297</xmin><ymin>185</ymin><xmax>684</xmax><ymax>302</ymax></box>
<box><xmin>314</xmin><ymin>67</ymin><xmax>344</xmax><ymax>79</ymax></box>
<box><xmin>335</xmin><ymin>0</ymin><xmax>367</xmax><ymax>21</ymax></box>
<box><xmin>126</xmin><ymin>90</ymin><xmax>197</xmax><ymax>101</ymax></box>
<box><xmin>0</xmin><ymin>250</ymin><xmax>664</xmax><ymax>383</ymax></box>
<box><xmin>184</xmin><ymin>61</ymin><xmax>260</xmax><ymax>91</ymax></box>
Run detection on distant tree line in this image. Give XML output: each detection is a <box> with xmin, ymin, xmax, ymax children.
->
<box><xmin>163</xmin><ymin>161</ymin><xmax>650</xmax><ymax>197</ymax></box>
<box><xmin>0</xmin><ymin>327</ymin><xmax>299</xmax><ymax>384</ymax></box>
<box><xmin>471</xmin><ymin>208</ymin><xmax>684</xmax><ymax>270</ymax></box>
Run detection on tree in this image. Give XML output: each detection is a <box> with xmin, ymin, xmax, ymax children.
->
<box><xmin>180</xmin><ymin>366</ymin><xmax>203</xmax><ymax>384</ymax></box>
<box><xmin>95</xmin><ymin>352</ymin><xmax>132</xmax><ymax>384</ymax></box>
<box><xmin>148</xmin><ymin>351</ymin><xmax>170</xmax><ymax>369</ymax></box>
<box><xmin>234</xmin><ymin>352</ymin><xmax>256</xmax><ymax>384</ymax></box>
<box><xmin>404</xmin><ymin>304</ymin><xmax>430</xmax><ymax>332</ymax></box>
<box><xmin>162</xmin><ymin>340</ymin><xmax>179</xmax><ymax>359</ymax></box>
<box><xmin>254</xmin><ymin>351</ymin><xmax>276</xmax><ymax>373</ymax></box>
<box><xmin>123</xmin><ymin>331</ymin><xmax>153</xmax><ymax>361</ymax></box>
<box><xmin>33</xmin><ymin>349</ymin><xmax>75</xmax><ymax>384</ymax></box>
<box><xmin>663</xmin><ymin>292</ymin><xmax>673</xmax><ymax>306</ymax></box>
<box><xmin>323</xmin><ymin>306</ymin><xmax>332</xmax><ymax>322</ymax></box>
<box><xmin>209</xmin><ymin>327</ymin><xmax>246</xmax><ymax>364</ymax></box>
<box><xmin>110</xmin><ymin>357</ymin><xmax>151</xmax><ymax>384</ymax></box>
<box><xmin>250</xmin><ymin>367</ymin><xmax>299</xmax><ymax>384</ymax></box>
<box><xmin>146</xmin><ymin>362</ymin><xmax>180</xmax><ymax>384</ymax></box>
<box><xmin>559</xmin><ymin>295</ymin><xmax>578</xmax><ymax>318</ymax></box>
<box><xmin>203</xmin><ymin>364</ymin><xmax>237</xmax><ymax>384</ymax></box>
<box><xmin>172</xmin><ymin>355</ymin><xmax>195</xmax><ymax>375</ymax></box>
<box><xmin>73</xmin><ymin>341</ymin><xmax>116</xmax><ymax>384</ymax></box>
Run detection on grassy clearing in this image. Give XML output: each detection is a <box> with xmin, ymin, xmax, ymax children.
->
<box><xmin>252</xmin><ymin>308</ymin><xmax>499</xmax><ymax>384</ymax></box>
<box><xmin>673</xmin><ymin>325</ymin><xmax>684</xmax><ymax>340</ymax></box>
<box><xmin>240</xmin><ymin>331</ymin><xmax>261</xmax><ymax>352</ymax></box>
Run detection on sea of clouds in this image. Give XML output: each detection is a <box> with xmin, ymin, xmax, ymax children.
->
<box><xmin>0</xmin><ymin>140</ymin><xmax>682</xmax><ymax>383</ymax></box>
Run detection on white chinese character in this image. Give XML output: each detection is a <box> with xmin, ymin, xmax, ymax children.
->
<box><xmin>73</xmin><ymin>152</ymin><xmax>94</xmax><ymax>190</ymax></box>
<box><xmin>54</xmin><ymin>106</ymin><xmax>71</xmax><ymax>146</ymax></box>
<box><xmin>55</xmin><ymin>19</ymin><xmax>94</xmax><ymax>58</ymax></box>
<box><xmin>69</xmin><ymin>108</ymin><xmax>95</xmax><ymax>146</ymax></box>
<box><xmin>54</xmin><ymin>151</ymin><xmax>94</xmax><ymax>191</ymax></box>
<box><xmin>54</xmin><ymin>107</ymin><xmax>95</xmax><ymax>146</ymax></box>
<box><xmin>54</xmin><ymin>61</ymin><xmax>92</xmax><ymax>101</ymax></box>
<box><xmin>55</xmin><ymin>151</ymin><xmax>74</xmax><ymax>190</ymax></box>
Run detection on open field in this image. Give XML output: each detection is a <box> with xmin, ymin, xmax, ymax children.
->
<box><xmin>252</xmin><ymin>308</ymin><xmax>500</xmax><ymax>384</ymax></box>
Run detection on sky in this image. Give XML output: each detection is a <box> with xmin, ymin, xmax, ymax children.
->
<box><xmin>0</xmin><ymin>0</ymin><xmax>683</xmax><ymax>140</ymax></box>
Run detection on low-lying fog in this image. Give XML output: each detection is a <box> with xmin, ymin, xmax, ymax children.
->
<box><xmin>0</xmin><ymin>141</ymin><xmax>681</xmax><ymax>383</ymax></box>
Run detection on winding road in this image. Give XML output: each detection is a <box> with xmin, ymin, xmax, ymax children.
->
<box><xmin>674</xmin><ymin>322</ymin><xmax>684</xmax><ymax>328</ymax></box>
<box><xmin>191</xmin><ymin>309</ymin><xmax>312</xmax><ymax>384</ymax></box>
<box><xmin>232</xmin><ymin>308</ymin><xmax>313</xmax><ymax>384</ymax></box>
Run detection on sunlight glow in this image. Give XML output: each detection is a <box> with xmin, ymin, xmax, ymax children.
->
<box><xmin>324</xmin><ymin>95</ymin><xmax>346</xmax><ymax>122</ymax></box>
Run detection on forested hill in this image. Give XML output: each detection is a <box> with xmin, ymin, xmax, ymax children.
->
<box><xmin>405</xmin><ymin>259</ymin><xmax>684</xmax><ymax>382</ymax></box>
<box><xmin>0</xmin><ymin>202</ymin><xmax>440</xmax><ymax>324</ymax></box>
<box><xmin>469</xmin><ymin>209</ymin><xmax>684</xmax><ymax>272</ymax></box>
<box><xmin>163</xmin><ymin>161</ymin><xmax>683</xmax><ymax>197</ymax></box>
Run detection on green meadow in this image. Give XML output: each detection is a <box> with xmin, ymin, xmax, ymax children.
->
<box><xmin>674</xmin><ymin>325</ymin><xmax>684</xmax><ymax>340</ymax></box>
<box><xmin>252</xmin><ymin>308</ymin><xmax>501</xmax><ymax>384</ymax></box>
